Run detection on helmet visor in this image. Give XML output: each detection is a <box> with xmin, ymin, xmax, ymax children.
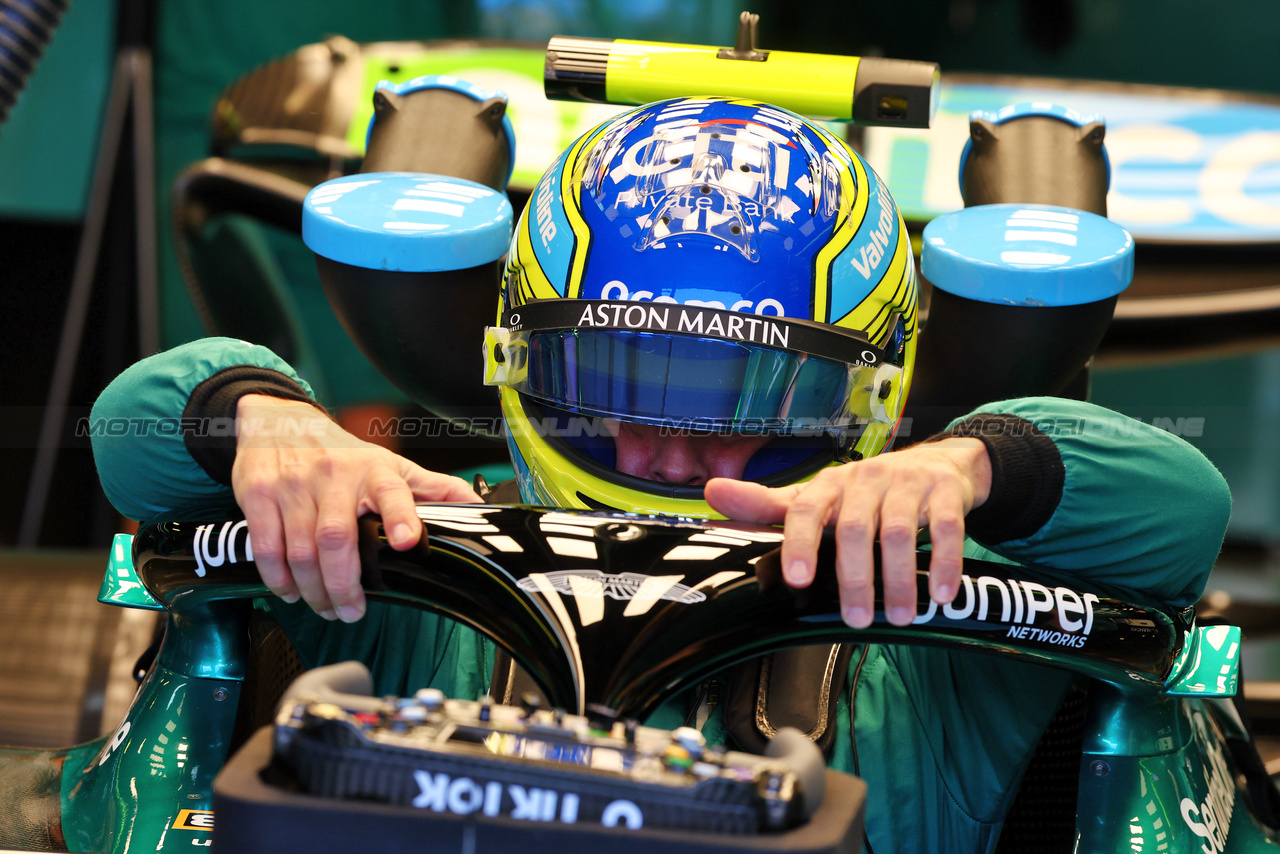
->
<box><xmin>485</xmin><ymin>300</ymin><xmax>898</xmax><ymax>435</ymax></box>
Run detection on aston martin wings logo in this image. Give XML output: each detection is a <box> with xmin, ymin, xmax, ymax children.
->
<box><xmin>517</xmin><ymin>570</ymin><xmax>707</xmax><ymax>604</ymax></box>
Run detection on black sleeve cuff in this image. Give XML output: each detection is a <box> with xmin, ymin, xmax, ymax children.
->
<box><xmin>937</xmin><ymin>413</ymin><xmax>1066</xmax><ymax>545</ymax></box>
<box><xmin>182</xmin><ymin>366</ymin><xmax>328</xmax><ymax>486</ymax></box>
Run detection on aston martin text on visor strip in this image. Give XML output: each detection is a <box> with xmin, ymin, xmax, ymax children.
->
<box><xmin>501</xmin><ymin>300</ymin><xmax>889</xmax><ymax>367</ymax></box>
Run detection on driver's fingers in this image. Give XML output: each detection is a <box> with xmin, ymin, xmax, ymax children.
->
<box><xmin>315</xmin><ymin>482</ymin><xmax>364</xmax><ymax>623</ymax></box>
<box><xmin>781</xmin><ymin>473</ymin><xmax>843</xmax><ymax>588</ymax></box>
<box><xmin>877</xmin><ymin>482</ymin><xmax>925</xmax><ymax>626</ymax></box>
<box><xmin>278</xmin><ymin>484</ymin><xmax>331</xmax><ymax>619</ymax></box>
<box><xmin>238</xmin><ymin>489</ymin><xmax>298</xmax><ymax>603</ymax></box>
<box><xmin>703</xmin><ymin>478</ymin><xmax>801</xmax><ymax>525</ymax></box>
<box><xmin>924</xmin><ymin>481</ymin><xmax>967</xmax><ymax>606</ymax></box>
<box><xmin>401</xmin><ymin>463</ymin><xmax>484</xmax><ymax>505</ymax></box>
<box><xmin>833</xmin><ymin>482</ymin><xmax>879</xmax><ymax>628</ymax></box>
<box><xmin>366</xmin><ymin>463</ymin><xmax>424</xmax><ymax>550</ymax></box>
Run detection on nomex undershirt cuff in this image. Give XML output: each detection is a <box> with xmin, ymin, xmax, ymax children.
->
<box><xmin>939</xmin><ymin>413</ymin><xmax>1066</xmax><ymax>545</ymax></box>
<box><xmin>182</xmin><ymin>365</ymin><xmax>329</xmax><ymax>486</ymax></box>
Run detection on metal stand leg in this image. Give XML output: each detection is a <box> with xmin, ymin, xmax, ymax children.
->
<box><xmin>17</xmin><ymin>45</ymin><xmax>159</xmax><ymax>547</ymax></box>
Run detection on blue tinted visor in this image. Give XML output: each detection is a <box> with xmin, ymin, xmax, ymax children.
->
<box><xmin>488</xmin><ymin>326</ymin><xmax>889</xmax><ymax>435</ymax></box>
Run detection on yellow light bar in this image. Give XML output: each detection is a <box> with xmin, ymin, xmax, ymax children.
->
<box><xmin>544</xmin><ymin>13</ymin><xmax>938</xmax><ymax>126</ymax></box>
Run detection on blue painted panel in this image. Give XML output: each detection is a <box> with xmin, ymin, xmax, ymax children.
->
<box><xmin>864</xmin><ymin>81</ymin><xmax>1280</xmax><ymax>244</ymax></box>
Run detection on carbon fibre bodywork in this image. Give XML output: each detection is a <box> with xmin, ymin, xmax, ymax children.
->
<box><xmin>6</xmin><ymin>505</ymin><xmax>1265</xmax><ymax>852</ymax></box>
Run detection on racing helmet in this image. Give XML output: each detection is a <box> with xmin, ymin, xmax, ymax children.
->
<box><xmin>484</xmin><ymin>97</ymin><xmax>917</xmax><ymax>516</ymax></box>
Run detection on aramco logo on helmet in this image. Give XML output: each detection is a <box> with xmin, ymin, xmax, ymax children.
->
<box><xmin>600</xmin><ymin>279</ymin><xmax>786</xmax><ymax>316</ymax></box>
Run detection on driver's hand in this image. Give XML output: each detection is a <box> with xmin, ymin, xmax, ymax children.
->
<box><xmin>231</xmin><ymin>395</ymin><xmax>482</xmax><ymax>622</ymax></box>
<box><xmin>704</xmin><ymin>437</ymin><xmax>992</xmax><ymax>629</ymax></box>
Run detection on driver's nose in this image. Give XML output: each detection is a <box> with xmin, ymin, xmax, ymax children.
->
<box><xmin>649</xmin><ymin>434</ymin><xmax>710</xmax><ymax>485</ymax></box>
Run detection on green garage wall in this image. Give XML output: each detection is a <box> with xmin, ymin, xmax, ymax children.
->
<box><xmin>4</xmin><ymin>0</ymin><xmax>1277</xmax><ymax>539</ymax></box>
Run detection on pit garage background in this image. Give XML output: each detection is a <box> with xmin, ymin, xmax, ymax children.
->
<box><xmin>2</xmin><ymin>0</ymin><xmax>1279</xmax><ymax>746</ymax></box>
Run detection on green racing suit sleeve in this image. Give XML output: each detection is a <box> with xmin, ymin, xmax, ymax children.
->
<box><xmin>957</xmin><ymin>397</ymin><xmax>1230</xmax><ymax>608</ymax></box>
<box><xmin>90</xmin><ymin>337</ymin><xmax>320</xmax><ymax>521</ymax></box>
<box><xmin>844</xmin><ymin>397</ymin><xmax>1231</xmax><ymax>854</ymax></box>
<box><xmin>89</xmin><ymin>337</ymin><xmax>494</xmax><ymax>699</ymax></box>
